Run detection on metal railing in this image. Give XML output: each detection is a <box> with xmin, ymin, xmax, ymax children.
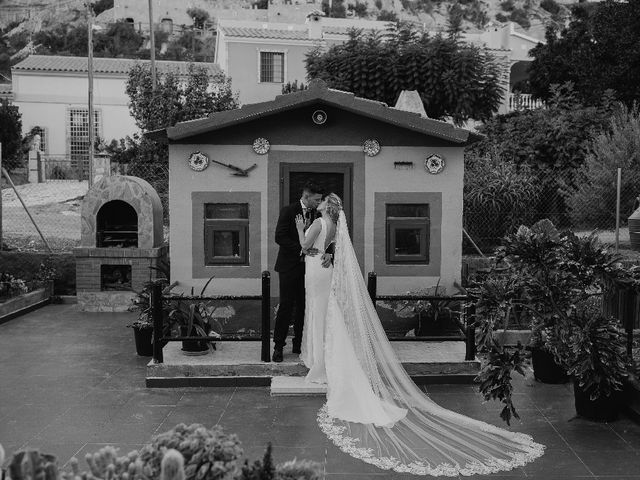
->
<box><xmin>367</xmin><ymin>272</ymin><xmax>476</xmax><ymax>361</ymax></box>
<box><xmin>507</xmin><ymin>93</ymin><xmax>545</xmax><ymax>112</ymax></box>
<box><xmin>151</xmin><ymin>271</ymin><xmax>271</xmax><ymax>364</ymax></box>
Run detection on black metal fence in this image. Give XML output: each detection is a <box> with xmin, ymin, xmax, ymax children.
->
<box><xmin>366</xmin><ymin>272</ymin><xmax>476</xmax><ymax>361</ymax></box>
<box><xmin>150</xmin><ymin>270</ymin><xmax>477</xmax><ymax>364</ymax></box>
<box><xmin>151</xmin><ymin>271</ymin><xmax>271</xmax><ymax>364</ymax></box>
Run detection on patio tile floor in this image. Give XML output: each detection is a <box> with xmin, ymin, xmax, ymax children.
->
<box><xmin>2</xmin><ymin>303</ymin><xmax>640</xmax><ymax>479</ymax></box>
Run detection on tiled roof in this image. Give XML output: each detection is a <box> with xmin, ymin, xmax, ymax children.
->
<box><xmin>220</xmin><ymin>25</ymin><xmax>387</xmax><ymax>40</ymax></box>
<box><xmin>322</xmin><ymin>25</ymin><xmax>386</xmax><ymax>35</ymax></box>
<box><xmin>12</xmin><ymin>55</ymin><xmax>221</xmax><ymax>76</ymax></box>
<box><xmin>0</xmin><ymin>83</ymin><xmax>12</xmax><ymax>94</ymax></box>
<box><xmin>160</xmin><ymin>79</ymin><xmax>481</xmax><ymax>146</ymax></box>
<box><xmin>221</xmin><ymin>26</ymin><xmax>310</xmax><ymax>40</ymax></box>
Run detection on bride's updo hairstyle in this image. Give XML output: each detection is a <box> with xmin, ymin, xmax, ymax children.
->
<box><xmin>324</xmin><ymin>193</ymin><xmax>343</xmax><ymax>224</ymax></box>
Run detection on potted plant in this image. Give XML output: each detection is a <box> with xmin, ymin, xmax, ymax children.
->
<box><xmin>395</xmin><ymin>281</ymin><xmax>462</xmax><ymax>336</ymax></box>
<box><xmin>547</xmin><ymin>300</ymin><xmax>629</xmax><ymax>421</ymax></box>
<box><xmin>167</xmin><ymin>277</ymin><xmax>222</xmax><ymax>355</ymax></box>
<box><xmin>471</xmin><ymin>219</ymin><xmax>640</xmax><ymax>424</ymax></box>
<box><xmin>127</xmin><ymin>282</ymin><xmax>157</xmax><ymax>357</ymax></box>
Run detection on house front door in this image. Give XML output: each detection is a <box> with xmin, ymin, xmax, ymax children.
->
<box><xmin>280</xmin><ymin>163</ymin><xmax>353</xmax><ymax>234</ymax></box>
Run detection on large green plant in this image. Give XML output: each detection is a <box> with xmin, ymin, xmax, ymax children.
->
<box><xmin>305</xmin><ymin>24</ymin><xmax>504</xmax><ymax>124</ymax></box>
<box><xmin>529</xmin><ymin>0</ymin><xmax>640</xmax><ymax>107</ymax></box>
<box><xmin>568</xmin><ymin>103</ymin><xmax>640</xmax><ymax>228</ymax></box>
<box><xmin>470</xmin><ymin>219</ymin><xmax>640</xmax><ymax>424</ymax></box>
<box><xmin>464</xmin><ymin>152</ymin><xmax>541</xmax><ymax>249</ymax></box>
<box><xmin>0</xmin><ymin>99</ymin><xmax>23</xmax><ymax>171</ymax></box>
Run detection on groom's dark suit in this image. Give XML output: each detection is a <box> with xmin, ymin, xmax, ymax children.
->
<box><xmin>273</xmin><ymin>202</ymin><xmax>308</xmax><ymax>350</ymax></box>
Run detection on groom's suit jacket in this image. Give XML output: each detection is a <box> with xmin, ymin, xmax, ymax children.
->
<box><xmin>274</xmin><ymin>202</ymin><xmax>305</xmax><ymax>273</ymax></box>
<box><xmin>274</xmin><ymin>202</ymin><xmax>335</xmax><ymax>273</ymax></box>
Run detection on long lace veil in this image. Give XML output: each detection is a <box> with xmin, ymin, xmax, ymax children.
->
<box><xmin>318</xmin><ymin>210</ymin><xmax>544</xmax><ymax>476</ymax></box>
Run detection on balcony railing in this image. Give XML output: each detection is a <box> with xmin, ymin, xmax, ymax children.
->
<box><xmin>507</xmin><ymin>93</ymin><xmax>545</xmax><ymax>112</ymax></box>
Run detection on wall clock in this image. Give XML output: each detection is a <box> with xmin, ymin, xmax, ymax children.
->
<box><xmin>425</xmin><ymin>154</ymin><xmax>445</xmax><ymax>174</ymax></box>
<box><xmin>252</xmin><ymin>137</ymin><xmax>270</xmax><ymax>155</ymax></box>
<box><xmin>188</xmin><ymin>151</ymin><xmax>209</xmax><ymax>171</ymax></box>
<box><xmin>312</xmin><ymin>109</ymin><xmax>327</xmax><ymax>125</ymax></box>
<box><xmin>363</xmin><ymin>139</ymin><xmax>381</xmax><ymax>157</ymax></box>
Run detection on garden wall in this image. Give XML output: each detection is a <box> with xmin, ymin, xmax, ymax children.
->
<box><xmin>0</xmin><ymin>250</ymin><xmax>76</xmax><ymax>294</ymax></box>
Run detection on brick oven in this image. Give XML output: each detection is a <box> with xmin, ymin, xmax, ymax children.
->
<box><xmin>74</xmin><ymin>176</ymin><xmax>168</xmax><ymax>311</ymax></box>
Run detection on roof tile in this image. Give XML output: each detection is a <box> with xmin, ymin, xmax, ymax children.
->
<box><xmin>12</xmin><ymin>55</ymin><xmax>220</xmax><ymax>76</ymax></box>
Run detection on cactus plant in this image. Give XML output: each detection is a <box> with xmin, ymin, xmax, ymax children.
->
<box><xmin>8</xmin><ymin>450</ymin><xmax>59</xmax><ymax>480</ymax></box>
<box><xmin>159</xmin><ymin>450</ymin><xmax>184</xmax><ymax>480</ymax></box>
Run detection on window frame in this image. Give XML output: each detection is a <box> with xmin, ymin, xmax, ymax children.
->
<box><xmin>257</xmin><ymin>49</ymin><xmax>287</xmax><ymax>84</ymax></box>
<box><xmin>385</xmin><ymin>204</ymin><xmax>430</xmax><ymax>265</ymax></box>
<box><xmin>203</xmin><ymin>203</ymin><xmax>250</xmax><ymax>266</ymax></box>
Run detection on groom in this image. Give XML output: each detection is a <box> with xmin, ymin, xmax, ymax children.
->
<box><xmin>273</xmin><ymin>181</ymin><xmax>333</xmax><ymax>363</ymax></box>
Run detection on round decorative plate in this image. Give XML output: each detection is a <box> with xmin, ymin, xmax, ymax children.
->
<box><xmin>188</xmin><ymin>151</ymin><xmax>209</xmax><ymax>172</ymax></box>
<box><xmin>425</xmin><ymin>154</ymin><xmax>445</xmax><ymax>174</ymax></box>
<box><xmin>363</xmin><ymin>139</ymin><xmax>381</xmax><ymax>157</ymax></box>
<box><xmin>252</xmin><ymin>137</ymin><xmax>270</xmax><ymax>155</ymax></box>
<box><xmin>312</xmin><ymin>109</ymin><xmax>328</xmax><ymax>125</ymax></box>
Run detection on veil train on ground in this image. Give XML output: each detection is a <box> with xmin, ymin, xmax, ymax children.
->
<box><xmin>317</xmin><ymin>210</ymin><xmax>544</xmax><ymax>476</ymax></box>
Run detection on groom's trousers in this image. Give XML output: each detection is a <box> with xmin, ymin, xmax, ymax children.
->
<box><xmin>273</xmin><ymin>264</ymin><xmax>305</xmax><ymax>350</ymax></box>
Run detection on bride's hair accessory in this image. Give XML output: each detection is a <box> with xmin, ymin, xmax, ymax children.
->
<box><xmin>324</xmin><ymin>193</ymin><xmax>342</xmax><ymax>224</ymax></box>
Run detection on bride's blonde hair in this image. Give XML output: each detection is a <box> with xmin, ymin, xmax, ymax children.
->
<box><xmin>324</xmin><ymin>193</ymin><xmax>342</xmax><ymax>224</ymax></box>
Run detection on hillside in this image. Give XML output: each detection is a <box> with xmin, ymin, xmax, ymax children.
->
<box><xmin>0</xmin><ymin>0</ymin><xmax>574</xmax><ymax>78</ymax></box>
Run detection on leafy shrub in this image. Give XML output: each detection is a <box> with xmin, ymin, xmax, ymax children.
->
<box><xmin>375</xmin><ymin>0</ymin><xmax>383</xmax><ymax>9</ymax></box>
<box><xmin>0</xmin><ymin>272</ymin><xmax>28</xmax><ymax>299</ymax></box>
<box><xmin>495</xmin><ymin>12</ymin><xmax>508</xmax><ymax>22</ymax></box>
<box><xmin>376</xmin><ymin>9</ymin><xmax>398</xmax><ymax>21</ymax></box>
<box><xmin>464</xmin><ymin>153</ymin><xmax>541</xmax><ymax>250</ymax></box>
<box><xmin>509</xmin><ymin>8</ymin><xmax>530</xmax><ymax>29</ymax></box>
<box><xmin>540</xmin><ymin>0</ymin><xmax>560</xmax><ymax>15</ymax></box>
<box><xmin>500</xmin><ymin>0</ymin><xmax>515</xmax><ymax>12</ymax></box>
<box><xmin>568</xmin><ymin>103</ymin><xmax>640</xmax><ymax>229</ymax></box>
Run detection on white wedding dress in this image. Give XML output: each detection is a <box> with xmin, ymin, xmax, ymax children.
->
<box><xmin>300</xmin><ymin>212</ymin><xmax>545</xmax><ymax>476</ymax></box>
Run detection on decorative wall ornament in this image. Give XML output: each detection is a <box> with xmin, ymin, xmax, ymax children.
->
<box><xmin>312</xmin><ymin>109</ymin><xmax>327</xmax><ymax>125</ymax></box>
<box><xmin>188</xmin><ymin>151</ymin><xmax>209</xmax><ymax>172</ymax></box>
<box><xmin>252</xmin><ymin>137</ymin><xmax>270</xmax><ymax>155</ymax></box>
<box><xmin>425</xmin><ymin>154</ymin><xmax>445</xmax><ymax>174</ymax></box>
<box><xmin>363</xmin><ymin>139</ymin><xmax>381</xmax><ymax>157</ymax></box>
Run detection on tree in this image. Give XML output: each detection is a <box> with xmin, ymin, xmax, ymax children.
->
<box><xmin>120</xmin><ymin>65</ymin><xmax>239</xmax><ymax>219</ymax></box>
<box><xmin>0</xmin><ymin>100</ymin><xmax>23</xmax><ymax>171</ymax></box>
<box><xmin>568</xmin><ymin>103</ymin><xmax>640</xmax><ymax>229</ymax></box>
<box><xmin>93</xmin><ymin>20</ymin><xmax>144</xmax><ymax>57</ymax></box>
<box><xmin>305</xmin><ymin>25</ymin><xmax>504</xmax><ymax>124</ymax></box>
<box><xmin>376</xmin><ymin>9</ymin><xmax>398</xmax><ymax>22</ymax></box>
<box><xmin>126</xmin><ymin>64</ymin><xmax>238</xmax><ymax>131</ymax></box>
<box><xmin>186</xmin><ymin>7</ymin><xmax>210</xmax><ymax>29</ymax></box>
<box><xmin>322</xmin><ymin>0</ymin><xmax>347</xmax><ymax>18</ymax></box>
<box><xmin>529</xmin><ymin>0</ymin><xmax>640</xmax><ymax>106</ymax></box>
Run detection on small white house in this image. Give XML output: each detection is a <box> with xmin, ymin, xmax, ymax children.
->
<box><xmin>11</xmin><ymin>55</ymin><xmax>220</xmax><ymax>162</ymax></box>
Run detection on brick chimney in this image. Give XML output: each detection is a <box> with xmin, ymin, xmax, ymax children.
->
<box><xmin>306</xmin><ymin>9</ymin><xmax>325</xmax><ymax>39</ymax></box>
<box><xmin>394</xmin><ymin>90</ymin><xmax>429</xmax><ymax>118</ymax></box>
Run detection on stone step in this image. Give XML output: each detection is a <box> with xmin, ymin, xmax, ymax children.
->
<box><xmin>271</xmin><ymin>376</ymin><xmax>327</xmax><ymax>396</ymax></box>
<box><xmin>146</xmin><ymin>341</ymin><xmax>480</xmax><ymax>388</ymax></box>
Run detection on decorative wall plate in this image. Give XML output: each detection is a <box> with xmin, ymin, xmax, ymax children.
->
<box><xmin>252</xmin><ymin>137</ymin><xmax>270</xmax><ymax>155</ymax></box>
<box><xmin>425</xmin><ymin>154</ymin><xmax>445</xmax><ymax>174</ymax></box>
<box><xmin>312</xmin><ymin>109</ymin><xmax>327</xmax><ymax>125</ymax></box>
<box><xmin>188</xmin><ymin>151</ymin><xmax>209</xmax><ymax>171</ymax></box>
<box><xmin>363</xmin><ymin>139</ymin><xmax>381</xmax><ymax>157</ymax></box>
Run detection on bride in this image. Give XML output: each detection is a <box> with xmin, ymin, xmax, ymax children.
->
<box><xmin>294</xmin><ymin>193</ymin><xmax>544</xmax><ymax>476</ymax></box>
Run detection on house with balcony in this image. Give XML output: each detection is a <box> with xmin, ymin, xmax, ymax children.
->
<box><xmin>215</xmin><ymin>14</ymin><xmax>544</xmax><ymax>113</ymax></box>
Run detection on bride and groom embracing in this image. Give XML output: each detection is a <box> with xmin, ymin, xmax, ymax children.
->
<box><xmin>273</xmin><ymin>182</ymin><xmax>545</xmax><ymax>476</ymax></box>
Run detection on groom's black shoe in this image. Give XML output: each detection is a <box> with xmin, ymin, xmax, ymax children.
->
<box><xmin>272</xmin><ymin>348</ymin><xmax>283</xmax><ymax>363</ymax></box>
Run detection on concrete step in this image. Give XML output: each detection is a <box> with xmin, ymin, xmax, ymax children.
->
<box><xmin>146</xmin><ymin>341</ymin><xmax>480</xmax><ymax>388</ymax></box>
<box><xmin>271</xmin><ymin>376</ymin><xmax>327</xmax><ymax>396</ymax></box>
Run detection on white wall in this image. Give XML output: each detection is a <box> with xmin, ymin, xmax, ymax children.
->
<box><xmin>13</xmin><ymin>72</ymin><xmax>139</xmax><ymax>156</ymax></box>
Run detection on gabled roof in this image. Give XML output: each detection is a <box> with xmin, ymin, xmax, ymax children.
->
<box><xmin>12</xmin><ymin>55</ymin><xmax>221</xmax><ymax>77</ymax></box>
<box><xmin>162</xmin><ymin>79</ymin><xmax>482</xmax><ymax>145</ymax></box>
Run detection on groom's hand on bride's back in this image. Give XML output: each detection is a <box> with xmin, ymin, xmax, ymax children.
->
<box><xmin>321</xmin><ymin>253</ymin><xmax>333</xmax><ymax>268</ymax></box>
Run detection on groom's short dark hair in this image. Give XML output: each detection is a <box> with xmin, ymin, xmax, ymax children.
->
<box><xmin>302</xmin><ymin>181</ymin><xmax>323</xmax><ymax>196</ymax></box>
